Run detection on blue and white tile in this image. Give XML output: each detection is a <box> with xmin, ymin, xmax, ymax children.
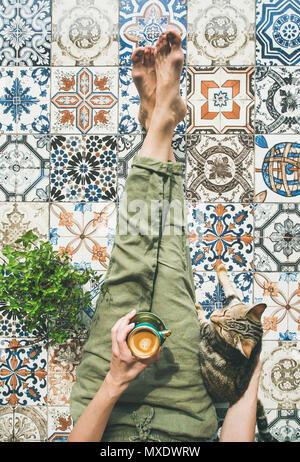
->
<box><xmin>16</xmin><ymin>67</ymin><xmax>51</xmax><ymax>134</ymax></box>
<box><xmin>187</xmin><ymin>202</ymin><xmax>254</xmax><ymax>272</ymax></box>
<box><xmin>15</xmin><ymin>168</ymin><xmax>50</xmax><ymax>202</ymax></box>
<box><xmin>255</xmin><ymin>66</ymin><xmax>300</xmax><ymax>134</ymax></box>
<box><xmin>256</xmin><ymin>0</ymin><xmax>300</xmax><ymax>66</ymax></box>
<box><xmin>0</xmin><ymin>68</ymin><xmax>19</xmax><ymax>133</ymax></box>
<box><xmin>255</xmin><ymin>134</ymin><xmax>300</xmax><ymax>202</ymax></box>
<box><xmin>119</xmin><ymin>0</ymin><xmax>187</xmax><ymax>66</ymax></box>
<box><xmin>194</xmin><ymin>270</ymin><xmax>253</xmax><ymax>320</ymax></box>
<box><xmin>260</xmin><ymin>409</ymin><xmax>300</xmax><ymax>442</ymax></box>
<box><xmin>0</xmin><ymin>0</ymin><xmax>51</xmax><ymax>66</ymax></box>
<box><xmin>50</xmin><ymin>135</ymin><xmax>118</xmax><ymax>202</ymax></box>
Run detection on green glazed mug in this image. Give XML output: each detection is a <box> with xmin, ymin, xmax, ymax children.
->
<box><xmin>127</xmin><ymin>312</ymin><xmax>171</xmax><ymax>359</ymax></box>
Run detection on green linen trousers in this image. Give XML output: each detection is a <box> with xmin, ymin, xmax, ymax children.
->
<box><xmin>70</xmin><ymin>155</ymin><xmax>218</xmax><ymax>442</ymax></box>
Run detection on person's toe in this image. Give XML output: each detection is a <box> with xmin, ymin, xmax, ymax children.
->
<box><xmin>160</xmin><ymin>34</ymin><xmax>169</xmax><ymax>54</ymax></box>
<box><xmin>144</xmin><ymin>47</ymin><xmax>152</xmax><ymax>66</ymax></box>
<box><xmin>131</xmin><ymin>47</ymin><xmax>145</xmax><ymax>65</ymax></box>
<box><xmin>166</xmin><ymin>30</ymin><xmax>182</xmax><ymax>49</ymax></box>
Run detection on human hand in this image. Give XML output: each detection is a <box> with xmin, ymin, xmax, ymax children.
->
<box><xmin>105</xmin><ymin>309</ymin><xmax>163</xmax><ymax>395</ymax></box>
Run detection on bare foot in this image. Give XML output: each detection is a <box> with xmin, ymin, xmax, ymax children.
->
<box><xmin>131</xmin><ymin>47</ymin><xmax>156</xmax><ymax>131</ymax></box>
<box><xmin>154</xmin><ymin>30</ymin><xmax>186</xmax><ymax>128</ymax></box>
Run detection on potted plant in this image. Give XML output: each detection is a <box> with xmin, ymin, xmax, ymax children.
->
<box><xmin>0</xmin><ymin>230</ymin><xmax>102</xmax><ymax>348</ymax></box>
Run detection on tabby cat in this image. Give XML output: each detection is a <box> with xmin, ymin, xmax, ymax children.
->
<box><xmin>196</xmin><ymin>263</ymin><xmax>276</xmax><ymax>442</ymax></box>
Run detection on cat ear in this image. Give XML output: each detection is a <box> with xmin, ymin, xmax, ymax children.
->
<box><xmin>238</xmin><ymin>338</ymin><xmax>255</xmax><ymax>359</ymax></box>
<box><xmin>247</xmin><ymin>303</ymin><xmax>267</xmax><ymax>322</ymax></box>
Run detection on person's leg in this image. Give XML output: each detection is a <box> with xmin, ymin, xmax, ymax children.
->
<box><xmin>132</xmin><ymin>33</ymin><xmax>184</xmax><ymax>163</ymax></box>
<box><xmin>70</xmin><ymin>31</ymin><xmax>217</xmax><ymax>441</ymax></box>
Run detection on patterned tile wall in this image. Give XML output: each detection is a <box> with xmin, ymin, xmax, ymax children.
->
<box><xmin>0</xmin><ymin>0</ymin><xmax>299</xmax><ymax>442</ymax></box>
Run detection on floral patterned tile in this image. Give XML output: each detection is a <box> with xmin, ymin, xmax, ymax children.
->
<box><xmin>0</xmin><ymin>0</ymin><xmax>51</xmax><ymax>66</ymax></box>
<box><xmin>50</xmin><ymin>202</ymin><xmax>116</xmax><ymax>271</ymax></box>
<box><xmin>119</xmin><ymin>0</ymin><xmax>187</xmax><ymax>66</ymax></box>
<box><xmin>255</xmin><ymin>134</ymin><xmax>300</xmax><ymax>202</ymax></box>
<box><xmin>50</xmin><ymin>135</ymin><xmax>118</xmax><ymax>202</ymax></box>
<box><xmin>47</xmin><ymin>340</ymin><xmax>85</xmax><ymax>406</ymax></box>
<box><xmin>259</xmin><ymin>341</ymin><xmax>300</xmax><ymax>410</ymax></box>
<box><xmin>51</xmin><ymin>0</ymin><xmax>118</xmax><ymax>66</ymax></box>
<box><xmin>194</xmin><ymin>271</ymin><xmax>253</xmax><ymax>319</ymax></box>
<box><xmin>0</xmin><ymin>68</ymin><xmax>19</xmax><ymax>133</ymax></box>
<box><xmin>0</xmin><ymin>405</ymin><xmax>14</xmax><ymax>441</ymax></box>
<box><xmin>0</xmin><ymin>338</ymin><xmax>47</xmax><ymax>407</ymax></box>
<box><xmin>13</xmin><ymin>405</ymin><xmax>48</xmax><ymax>442</ymax></box>
<box><xmin>187</xmin><ymin>0</ymin><xmax>255</xmax><ymax>66</ymax></box>
<box><xmin>256</xmin><ymin>0</ymin><xmax>300</xmax><ymax>66</ymax></box>
<box><xmin>187</xmin><ymin>66</ymin><xmax>254</xmax><ymax>134</ymax></box>
<box><xmin>48</xmin><ymin>406</ymin><xmax>73</xmax><ymax>442</ymax></box>
<box><xmin>119</xmin><ymin>65</ymin><xmax>186</xmax><ymax>135</ymax></box>
<box><xmin>254</xmin><ymin>272</ymin><xmax>290</xmax><ymax>340</ymax></box>
<box><xmin>0</xmin><ymin>68</ymin><xmax>49</xmax><ymax>134</ymax></box>
<box><xmin>50</xmin><ymin>67</ymin><xmax>118</xmax><ymax>135</ymax></box>
<box><xmin>187</xmin><ymin>202</ymin><xmax>254</xmax><ymax>272</ymax></box>
<box><xmin>255</xmin><ymin>66</ymin><xmax>300</xmax><ymax>134</ymax></box>
<box><xmin>0</xmin><ymin>202</ymin><xmax>49</xmax><ymax>264</ymax></box>
<box><xmin>186</xmin><ymin>134</ymin><xmax>254</xmax><ymax>203</ymax></box>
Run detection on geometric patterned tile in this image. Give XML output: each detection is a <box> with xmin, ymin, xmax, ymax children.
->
<box><xmin>187</xmin><ymin>0</ymin><xmax>255</xmax><ymax>65</ymax></box>
<box><xmin>50</xmin><ymin>67</ymin><xmax>118</xmax><ymax>135</ymax></box>
<box><xmin>50</xmin><ymin>135</ymin><xmax>118</xmax><ymax>202</ymax></box>
<box><xmin>254</xmin><ymin>236</ymin><xmax>294</xmax><ymax>272</ymax></box>
<box><xmin>254</xmin><ymin>203</ymin><xmax>300</xmax><ymax>272</ymax></box>
<box><xmin>0</xmin><ymin>0</ymin><xmax>51</xmax><ymax>66</ymax></box>
<box><xmin>255</xmin><ymin>66</ymin><xmax>300</xmax><ymax>134</ymax></box>
<box><xmin>256</xmin><ymin>0</ymin><xmax>300</xmax><ymax>66</ymax></box>
<box><xmin>119</xmin><ymin>0</ymin><xmax>187</xmax><ymax>66</ymax></box>
<box><xmin>254</xmin><ymin>203</ymin><xmax>291</xmax><ymax>238</ymax></box>
<box><xmin>51</xmin><ymin>0</ymin><xmax>119</xmax><ymax>66</ymax></box>
<box><xmin>186</xmin><ymin>134</ymin><xmax>254</xmax><ymax>202</ymax></box>
<box><xmin>187</xmin><ymin>202</ymin><xmax>254</xmax><ymax>271</ymax></box>
<box><xmin>255</xmin><ymin>134</ymin><xmax>300</xmax><ymax>202</ymax></box>
<box><xmin>261</xmin><ymin>409</ymin><xmax>300</xmax><ymax>442</ymax></box>
<box><xmin>187</xmin><ymin>66</ymin><xmax>254</xmax><ymax>134</ymax></box>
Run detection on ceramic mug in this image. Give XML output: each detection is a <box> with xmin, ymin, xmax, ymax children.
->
<box><xmin>127</xmin><ymin>312</ymin><xmax>171</xmax><ymax>359</ymax></box>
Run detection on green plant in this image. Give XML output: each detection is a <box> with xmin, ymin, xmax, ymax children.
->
<box><xmin>0</xmin><ymin>230</ymin><xmax>102</xmax><ymax>345</ymax></box>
